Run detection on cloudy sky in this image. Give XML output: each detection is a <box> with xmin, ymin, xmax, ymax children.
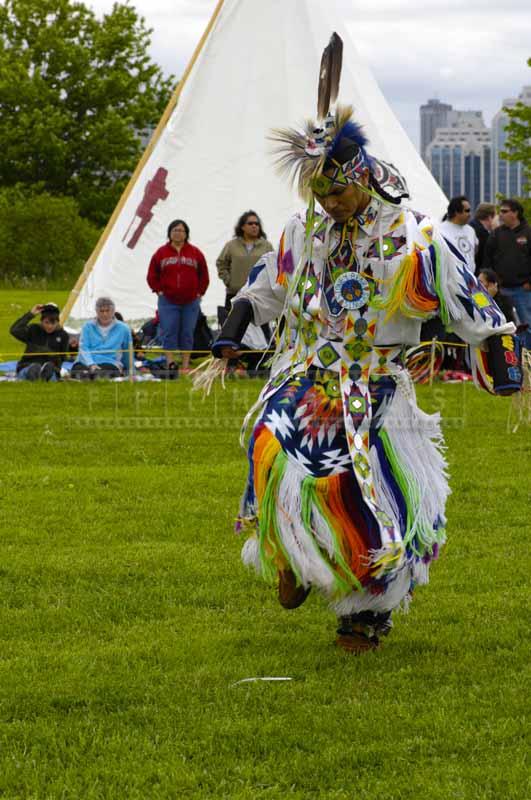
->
<box><xmin>87</xmin><ymin>0</ymin><xmax>530</xmax><ymax>149</ymax></box>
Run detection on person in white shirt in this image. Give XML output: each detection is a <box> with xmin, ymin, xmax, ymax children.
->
<box><xmin>439</xmin><ymin>196</ymin><xmax>478</xmax><ymax>273</ymax></box>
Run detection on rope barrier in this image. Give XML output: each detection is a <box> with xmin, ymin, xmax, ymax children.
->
<box><xmin>0</xmin><ymin>347</ymin><xmax>214</xmax><ymax>358</ymax></box>
<box><xmin>0</xmin><ymin>339</ymin><xmax>470</xmax><ymax>360</ymax></box>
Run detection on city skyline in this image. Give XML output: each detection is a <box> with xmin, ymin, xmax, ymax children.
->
<box><xmin>87</xmin><ymin>0</ymin><xmax>530</xmax><ymax>151</ymax></box>
<box><xmin>422</xmin><ymin>84</ymin><xmax>530</xmax><ymax>205</ymax></box>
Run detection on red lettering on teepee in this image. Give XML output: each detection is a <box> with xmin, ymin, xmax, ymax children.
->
<box><xmin>123</xmin><ymin>167</ymin><xmax>169</xmax><ymax>249</ymax></box>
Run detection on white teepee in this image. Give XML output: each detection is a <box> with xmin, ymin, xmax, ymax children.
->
<box><xmin>64</xmin><ymin>0</ymin><xmax>447</xmax><ymax>326</ymax></box>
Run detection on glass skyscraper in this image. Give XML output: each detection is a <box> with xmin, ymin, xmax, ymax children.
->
<box><xmin>419</xmin><ymin>99</ymin><xmax>453</xmax><ymax>163</ymax></box>
<box><xmin>426</xmin><ymin>114</ymin><xmax>492</xmax><ymax>207</ymax></box>
<box><xmin>422</xmin><ymin>88</ymin><xmax>531</xmax><ymax>203</ymax></box>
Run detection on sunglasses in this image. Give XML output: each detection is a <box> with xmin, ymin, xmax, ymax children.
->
<box><xmin>245</xmin><ymin>221</ymin><xmax>259</xmax><ymax>226</ymax></box>
<box><xmin>499</xmin><ymin>209</ymin><xmax>510</xmax><ymax>214</ymax></box>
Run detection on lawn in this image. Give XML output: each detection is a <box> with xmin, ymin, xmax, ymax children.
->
<box><xmin>0</xmin><ymin>291</ymin><xmax>529</xmax><ymax>798</ymax></box>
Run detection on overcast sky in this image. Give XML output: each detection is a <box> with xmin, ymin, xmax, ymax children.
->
<box><xmin>87</xmin><ymin>0</ymin><xmax>530</xmax><ymax>149</ymax></box>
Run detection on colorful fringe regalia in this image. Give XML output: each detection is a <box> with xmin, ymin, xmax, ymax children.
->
<box><xmin>232</xmin><ymin>199</ymin><xmax>516</xmax><ymax>618</ymax></box>
<box><xmin>213</xmin><ymin>35</ymin><xmax>518</xmax><ymax>632</ymax></box>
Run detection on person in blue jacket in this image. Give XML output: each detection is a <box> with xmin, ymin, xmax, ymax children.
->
<box><xmin>71</xmin><ymin>297</ymin><xmax>133</xmax><ymax>379</ymax></box>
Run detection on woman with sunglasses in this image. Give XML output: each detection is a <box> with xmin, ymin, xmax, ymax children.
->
<box><xmin>216</xmin><ymin>210</ymin><xmax>273</xmax><ymax>310</ymax></box>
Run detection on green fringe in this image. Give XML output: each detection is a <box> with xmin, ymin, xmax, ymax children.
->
<box><xmin>370</xmin><ymin>240</ymin><xmax>451</xmax><ymax>328</ymax></box>
<box><xmin>369</xmin><ymin>253</ymin><xmax>425</xmax><ymax>321</ymax></box>
<box><xmin>257</xmin><ymin>450</ymin><xmax>298</xmax><ymax>583</ymax></box>
<box><xmin>379</xmin><ymin>428</ymin><xmax>444</xmax><ymax>558</ymax></box>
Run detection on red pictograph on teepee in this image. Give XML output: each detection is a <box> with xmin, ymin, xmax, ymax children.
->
<box><xmin>122</xmin><ymin>167</ymin><xmax>169</xmax><ymax>249</ymax></box>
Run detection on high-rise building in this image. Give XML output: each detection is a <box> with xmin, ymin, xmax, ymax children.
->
<box><xmin>492</xmin><ymin>86</ymin><xmax>531</xmax><ymax>199</ymax></box>
<box><xmin>420</xmin><ymin>98</ymin><xmax>453</xmax><ymax>162</ymax></box>
<box><xmin>426</xmin><ymin>113</ymin><xmax>492</xmax><ymax>209</ymax></box>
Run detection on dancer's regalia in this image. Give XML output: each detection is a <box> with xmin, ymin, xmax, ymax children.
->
<box><xmin>212</xmin><ymin>35</ymin><xmax>521</xmax><ymax>652</ymax></box>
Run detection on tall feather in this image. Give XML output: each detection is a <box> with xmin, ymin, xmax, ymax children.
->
<box><xmin>317</xmin><ymin>33</ymin><xmax>343</xmax><ymax>120</ymax></box>
<box><xmin>269</xmin><ymin>105</ymin><xmax>355</xmax><ymax>200</ymax></box>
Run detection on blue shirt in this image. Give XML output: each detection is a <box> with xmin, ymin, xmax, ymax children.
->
<box><xmin>77</xmin><ymin>319</ymin><xmax>133</xmax><ymax>373</ymax></box>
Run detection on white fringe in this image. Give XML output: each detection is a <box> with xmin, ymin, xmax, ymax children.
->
<box><xmin>368</xmin><ymin>444</ymin><xmax>402</xmax><ymax>532</ymax></box>
<box><xmin>190</xmin><ymin>357</ymin><xmax>227</xmax><ymax>395</ymax></box>
<box><xmin>242</xmin><ymin>537</ymin><xmax>261</xmax><ymax>572</ymax></box>
<box><xmin>311</xmin><ymin>504</ymin><xmax>339</xmax><ymax>561</ymax></box>
<box><xmin>274</xmin><ymin>463</ymin><xmax>337</xmax><ymax>594</ymax></box>
<box><xmin>331</xmin><ymin>564</ymin><xmax>412</xmax><ymax>615</ymax></box>
<box><xmin>382</xmin><ymin>374</ymin><xmax>450</xmax><ymax>545</ymax></box>
<box><xmin>411</xmin><ymin>559</ymin><xmax>430</xmax><ymax>586</ymax></box>
<box><xmin>435</xmin><ymin>248</ymin><xmax>464</xmax><ymax>323</ymax></box>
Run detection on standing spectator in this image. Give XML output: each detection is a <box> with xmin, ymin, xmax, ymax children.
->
<box><xmin>470</xmin><ymin>203</ymin><xmax>497</xmax><ymax>274</ymax></box>
<box><xmin>478</xmin><ymin>268</ymin><xmax>516</xmax><ymax>324</ymax></box>
<box><xmin>439</xmin><ymin>196</ymin><xmax>478</xmax><ymax>273</ymax></box>
<box><xmin>216</xmin><ymin>211</ymin><xmax>274</xmax><ymax>309</ymax></box>
<box><xmin>483</xmin><ymin>199</ymin><xmax>531</xmax><ymax>344</ymax></box>
<box><xmin>147</xmin><ymin>219</ymin><xmax>209</xmax><ymax>374</ymax></box>
<box><xmin>71</xmin><ymin>297</ymin><xmax>133</xmax><ymax>379</ymax></box>
<box><xmin>10</xmin><ymin>302</ymin><xmax>69</xmax><ymax>381</ymax></box>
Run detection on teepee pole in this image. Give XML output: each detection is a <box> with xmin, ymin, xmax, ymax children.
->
<box><xmin>61</xmin><ymin>0</ymin><xmax>228</xmax><ymax>324</ymax></box>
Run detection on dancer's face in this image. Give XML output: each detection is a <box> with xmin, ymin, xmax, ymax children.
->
<box><xmin>314</xmin><ymin>168</ymin><xmax>370</xmax><ymax>223</ymax></box>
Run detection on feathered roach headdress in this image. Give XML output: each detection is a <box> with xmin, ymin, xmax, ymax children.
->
<box><xmin>270</xmin><ymin>33</ymin><xmax>409</xmax><ymax>206</ymax></box>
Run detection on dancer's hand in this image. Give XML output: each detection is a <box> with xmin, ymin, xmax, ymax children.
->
<box><xmin>220</xmin><ymin>346</ymin><xmax>244</xmax><ymax>360</ymax></box>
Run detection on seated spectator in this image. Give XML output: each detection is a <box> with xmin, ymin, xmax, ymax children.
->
<box><xmin>71</xmin><ymin>297</ymin><xmax>133</xmax><ymax>379</ymax></box>
<box><xmin>136</xmin><ymin>312</ymin><xmax>162</xmax><ymax>349</ymax></box>
<box><xmin>10</xmin><ymin>302</ymin><xmax>69</xmax><ymax>381</ymax></box>
<box><xmin>478</xmin><ymin>268</ymin><xmax>516</xmax><ymax>324</ymax></box>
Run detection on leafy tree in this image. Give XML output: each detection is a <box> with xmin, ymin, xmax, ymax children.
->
<box><xmin>501</xmin><ymin>57</ymin><xmax>531</xmax><ymax>216</ymax></box>
<box><xmin>0</xmin><ymin>0</ymin><xmax>173</xmax><ymax>225</ymax></box>
<box><xmin>0</xmin><ymin>187</ymin><xmax>100</xmax><ymax>285</ymax></box>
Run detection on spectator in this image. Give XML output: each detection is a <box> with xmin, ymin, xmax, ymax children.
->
<box><xmin>10</xmin><ymin>302</ymin><xmax>69</xmax><ymax>381</ymax></box>
<box><xmin>470</xmin><ymin>203</ymin><xmax>497</xmax><ymax>274</ymax></box>
<box><xmin>147</xmin><ymin>219</ymin><xmax>209</xmax><ymax>374</ymax></box>
<box><xmin>216</xmin><ymin>211</ymin><xmax>274</xmax><ymax>309</ymax></box>
<box><xmin>71</xmin><ymin>297</ymin><xmax>133</xmax><ymax>379</ymax></box>
<box><xmin>478</xmin><ymin>268</ymin><xmax>516</xmax><ymax>324</ymax></box>
<box><xmin>483</xmin><ymin>198</ymin><xmax>531</xmax><ymax>344</ymax></box>
<box><xmin>439</xmin><ymin>196</ymin><xmax>478</xmax><ymax>273</ymax></box>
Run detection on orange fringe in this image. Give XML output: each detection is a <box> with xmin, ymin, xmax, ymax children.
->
<box><xmin>315</xmin><ymin>475</ymin><xmax>372</xmax><ymax>583</ymax></box>
<box><xmin>382</xmin><ymin>252</ymin><xmax>439</xmax><ymax>321</ymax></box>
<box><xmin>276</xmin><ymin>232</ymin><xmax>288</xmax><ymax>286</ymax></box>
<box><xmin>253</xmin><ymin>427</ymin><xmax>281</xmax><ymax>504</ymax></box>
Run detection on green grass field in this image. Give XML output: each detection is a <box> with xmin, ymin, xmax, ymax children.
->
<box><xmin>0</xmin><ymin>291</ymin><xmax>529</xmax><ymax>798</ymax></box>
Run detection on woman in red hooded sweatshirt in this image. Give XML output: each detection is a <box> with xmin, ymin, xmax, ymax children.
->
<box><xmin>147</xmin><ymin>219</ymin><xmax>209</xmax><ymax>374</ymax></box>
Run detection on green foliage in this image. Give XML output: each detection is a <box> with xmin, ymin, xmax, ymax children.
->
<box><xmin>0</xmin><ymin>345</ymin><xmax>528</xmax><ymax>797</ymax></box>
<box><xmin>0</xmin><ymin>189</ymin><xmax>100</xmax><ymax>287</ymax></box>
<box><xmin>501</xmin><ymin>57</ymin><xmax>531</xmax><ymax>200</ymax></box>
<box><xmin>0</xmin><ymin>0</ymin><xmax>173</xmax><ymax>225</ymax></box>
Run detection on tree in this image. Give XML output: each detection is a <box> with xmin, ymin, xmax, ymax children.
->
<box><xmin>0</xmin><ymin>187</ymin><xmax>100</xmax><ymax>285</ymax></box>
<box><xmin>501</xmin><ymin>57</ymin><xmax>531</xmax><ymax>216</ymax></box>
<box><xmin>0</xmin><ymin>0</ymin><xmax>173</xmax><ymax>225</ymax></box>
